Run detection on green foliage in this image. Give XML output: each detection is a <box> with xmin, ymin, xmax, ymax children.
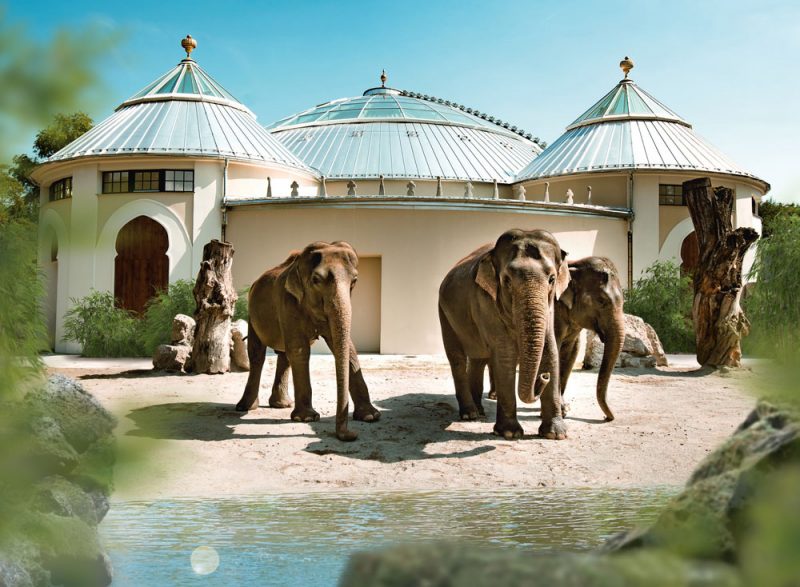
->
<box><xmin>234</xmin><ymin>286</ymin><xmax>250</xmax><ymax>322</ymax></box>
<box><xmin>137</xmin><ymin>280</ymin><xmax>196</xmax><ymax>354</ymax></box>
<box><xmin>758</xmin><ymin>200</ymin><xmax>800</xmax><ymax>238</ymax></box>
<box><xmin>62</xmin><ymin>291</ymin><xmax>146</xmax><ymax>358</ymax></box>
<box><xmin>32</xmin><ymin>112</ymin><xmax>93</xmax><ymax>159</ymax></box>
<box><xmin>745</xmin><ymin>215</ymin><xmax>800</xmax><ymax>363</ymax></box>
<box><xmin>0</xmin><ymin>219</ymin><xmax>47</xmax><ymax>399</ymax></box>
<box><xmin>625</xmin><ymin>260</ymin><xmax>695</xmax><ymax>353</ymax></box>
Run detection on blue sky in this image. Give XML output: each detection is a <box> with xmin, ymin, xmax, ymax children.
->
<box><xmin>8</xmin><ymin>0</ymin><xmax>800</xmax><ymax>201</ymax></box>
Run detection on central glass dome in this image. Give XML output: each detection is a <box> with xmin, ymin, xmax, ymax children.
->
<box><xmin>266</xmin><ymin>83</ymin><xmax>543</xmax><ymax>182</ymax></box>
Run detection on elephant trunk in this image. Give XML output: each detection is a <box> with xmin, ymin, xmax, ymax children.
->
<box><xmin>329</xmin><ymin>282</ymin><xmax>355</xmax><ymax>440</ymax></box>
<box><xmin>515</xmin><ymin>284</ymin><xmax>549</xmax><ymax>404</ymax></box>
<box><xmin>597</xmin><ymin>310</ymin><xmax>624</xmax><ymax>421</ymax></box>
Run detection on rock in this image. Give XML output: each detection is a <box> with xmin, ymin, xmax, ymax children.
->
<box><xmin>25</xmin><ymin>375</ymin><xmax>116</xmax><ymax>454</ymax></box>
<box><xmin>152</xmin><ymin>344</ymin><xmax>192</xmax><ymax>372</ymax></box>
<box><xmin>0</xmin><ymin>556</ymin><xmax>35</xmax><ymax>587</ymax></box>
<box><xmin>230</xmin><ymin>319</ymin><xmax>250</xmax><ymax>371</ymax></box>
<box><xmin>32</xmin><ymin>476</ymin><xmax>99</xmax><ymax>526</ymax></box>
<box><xmin>28</xmin><ymin>416</ymin><xmax>80</xmax><ymax>475</ymax></box>
<box><xmin>584</xmin><ymin>313</ymin><xmax>668</xmax><ymax>369</ymax></box>
<box><xmin>170</xmin><ymin>314</ymin><xmax>196</xmax><ymax>346</ymax></box>
<box><xmin>339</xmin><ymin>542</ymin><xmax>743</xmax><ymax>587</ymax></box>
<box><xmin>604</xmin><ymin>402</ymin><xmax>800</xmax><ymax>562</ymax></box>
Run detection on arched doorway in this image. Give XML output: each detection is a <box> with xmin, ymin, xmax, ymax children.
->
<box><xmin>114</xmin><ymin>216</ymin><xmax>169</xmax><ymax>313</ymax></box>
<box><xmin>680</xmin><ymin>231</ymin><xmax>700</xmax><ymax>277</ymax></box>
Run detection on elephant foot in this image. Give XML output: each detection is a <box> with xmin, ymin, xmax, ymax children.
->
<box><xmin>291</xmin><ymin>407</ymin><xmax>320</xmax><ymax>423</ymax></box>
<box><xmin>268</xmin><ymin>393</ymin><xmax>294</xmax><ymax>409</ymax></box>
<box><xmin>487</xmin><ymin>389</ymin><xmax>497</xmax><ymax>401</ymax></box>
<box><xmin>353</xmin><ymin>404</ymin><xmax>381</xmax><ymax>423</ymax></box>
<box><xmin>459</xmin><ymin>405</ymin><xmax>481</xmax><ymax>421</ymax></box>
<box><xmin>235</xmin><ymin>394</ymin><xmax>259</xmax><ymax>412</ymax></box>
<box><xmin>336</xmin><ymin>428</ymin><xmax>358</xmax><ymax>442</ymax></box>
<box><xmin>493</xmin><ymin>419</ymin><xmax>524</xmax><ymax>440</ymax></box>
<box><xmin>538</xmin><ymin>417</ymin><xmax>568</xmax><ymax>440</ymax></box>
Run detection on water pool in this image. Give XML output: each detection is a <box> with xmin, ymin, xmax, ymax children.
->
<box><xmin>100</xmin><ymin>488</ymin><xmax>675</xmax><ymax>586</ymax></box>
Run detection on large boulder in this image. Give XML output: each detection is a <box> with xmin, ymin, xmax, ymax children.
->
<box><xmin>152</xmin><ymin>344</ymin><xmax>192</xmax><ymax>372</ymax></box>
<box><xmin>584</xmin><ymin>314</ymin><xmax>668</xmax><ymax>369</ymax></box>
<box><xmin>230</xmin><ymin>319</ymin><xmax>250</xmax><ymax>371</ymax></box>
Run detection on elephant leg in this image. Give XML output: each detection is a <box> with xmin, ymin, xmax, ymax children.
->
<box><xmin>347</xmin><ymin>341</ymin><xmax>381</xmax><ymax>423</ymax></box>
<box><xmin>538</xmin><ymin>324</ymin><xmax>567</xmax><ymax>440</ymax></box>
<box><xmin>491</xmin><ymin>351</ymin><xmax>523</xmax><ymax>439</ymax></box>
<box><xmin>235</xmin><ymin>325</ymin><xmax>266</xmax><ymax>411</ymax></box>
<box><xmin>287</xmin><ymin>345</ymin><xmax>319</xmax><ymax>423</ymax></box>
<box><xmin>558</xmin><ymin>332</ymin><xmax>581</xmax><ymax>417</ymax></box>
<box><xmin>467</xmin><ymin>358</ymin><xmax>487</xmax><ymax>417</ymax></box>
<box><xmin>439</xmin><ymin>307</ymin><xmax>480</xmax><ymax>421</ymax></box>
<box><xmin>268</xmin><ymin>351</ymin><xmax>293</xmax><ymax>408</ymax></box>
<box><xmin>487</xmin><ymin>363</ymin><xmax>497</xmax><ymax>401</ymax></box>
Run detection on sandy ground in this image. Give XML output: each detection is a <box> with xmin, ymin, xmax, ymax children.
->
<box><xmin>45</xmin><ymin>354</ymin><xmax>756</xmax><ymax>500</ymax></box>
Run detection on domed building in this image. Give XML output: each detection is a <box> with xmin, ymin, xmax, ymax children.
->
<box><xmin>33</xmin><ymin>42</ymin><xmax>768</xmax><ymax>354</ymax></box>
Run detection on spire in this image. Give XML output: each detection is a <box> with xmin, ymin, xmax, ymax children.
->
<box><xmin>619</xmin><ymin>55</ymin><xmax>634</xmax><ymax>79</ymax></box>
<box><xmin>380</xmin><ymin>69</ymin><xmax>387</xmax><ymax>87</ymax></box>
<box><xmin>181</xmin><ymin>35</ymin><xmax>197</xmax><ymax>60</ymax></box>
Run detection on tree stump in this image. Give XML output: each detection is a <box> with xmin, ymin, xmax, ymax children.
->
<box><xmin>190</xmin><ymin>240</ymin><xmax>237</xmax><ymax>374</ymax></box>
<box><xmin>683</xmin><ymin>178</ymin><xmax>759</xmax><ymax>367</ymax></box>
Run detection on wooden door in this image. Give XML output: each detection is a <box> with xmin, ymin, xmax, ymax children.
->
<box><xmin>680</xmin><ymin>231</ymin><xmax>700</xmax><ymax>277</ymax></box>
<box><xmin>114</xmin><ymin>216</ymin><xmax>169</xmax><ymax>314</ymax></box>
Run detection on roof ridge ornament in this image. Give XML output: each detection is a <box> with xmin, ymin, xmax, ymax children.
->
<box><xmin>380</xmin><ymin>69</ymin><xmax>387</xmax><ymax>88</ymax></box>
<box><xmin>182</xmin><ymin>35</ymin><xmax>197</xmax><ymax>60</ymax></box>
<box><xmin>620</xmin><ymin>56</ymin><xmax>634</xmax><ymax>79</ymax></box>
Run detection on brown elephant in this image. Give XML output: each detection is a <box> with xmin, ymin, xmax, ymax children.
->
<box><xmin>486</xmin><ymin>256</ymin><xmax>625</xmax><ymax>422</ymax></box>
<box><xmin>551</xmin><ymin>256</ymin><xmax>625</xmax><ymax>421</ymax></box>
<box><xmin>235</xmin><ymin>241</ymin><xmax>381</xmax><ymax>441</ymax></box>
<box><xmin>438</xmin><ymin>229</ymin><xmax>570</xmax><ymax>440</ymax></box>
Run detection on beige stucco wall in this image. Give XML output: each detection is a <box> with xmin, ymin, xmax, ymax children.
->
<box><xmin>521</xmin><ymin>174</ymin><xmax>629</xmax><ymax>208</ymax></box>
<box><xmin>227</xmin><ymin>203</ymin><xmax>627</xmax><ymax>354</ymax></box>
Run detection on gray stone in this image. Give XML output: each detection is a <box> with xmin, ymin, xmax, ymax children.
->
<box><xmin>29</xmin><ymin>416</ymin><xmax>80</xmax><ymax>474</ymax></box>
<box><xmin>230</xmin><ymin>319</ymin><xmax>250</xmax><ymax>371</ymax></box>
<box><xmin>32</xmin><ymin>476</ymin><xmax>99</xmax><ymax>526</ymax></box>
<box><xmin>170</xmin><ymin>313</ymin><xmax>196</xmax><ymax>346</ymax></box>
<box><xmin>584</xmin><ymin>313</ymin><xmax>668</xmax><ymax>369</ymax></box>
<box><xmin>152</xmin><ymin>344</ymin><xmax>191</xmax><ymax>372</ymax></box>
<box><xmin>25</xmin><ymin>375</ymin><xmax>116</xmax><ymax>453</ymax></box>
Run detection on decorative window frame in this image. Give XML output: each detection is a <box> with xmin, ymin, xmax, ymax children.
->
<box><xmin>49</xmin><ymin>177</ymin><xmax>73</xmax><ymax>201</ymax></box>
<box><xmin>101</xmin><ymin>169</ymin><xmax>195</xmax><ymax>194</ymax></box>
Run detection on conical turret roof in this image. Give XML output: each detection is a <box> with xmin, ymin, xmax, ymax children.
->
<box><xmin>516</xmin><ymin>61</ymin><xmax>768</xmax><ymax>190</ymax></box>
<box><xmin>47</xmin><ymin>37</ymin><xmax>315</xmax><ymax>174</ymax></box>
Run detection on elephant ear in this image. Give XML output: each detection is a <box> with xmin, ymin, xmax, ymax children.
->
<box><xmin>554</xmin><ymin>249</ymin><xmax>571</xmax><ymax>300</ymax></box>
<box><xmin>285</xmin><ymin>261</ymin><xmax>305</xmax><ymax>303</ymax></box>
<box><xmin>475</xmin><ymin>253</ymin><xmax>498</xmax><ymax>301</ymax></box>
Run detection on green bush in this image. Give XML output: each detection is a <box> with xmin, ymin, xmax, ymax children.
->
<box><xmin>138</xmin><ymin>280</ymin><xmax>195</xmax><ymax>354</ymax></box>
<box><xmin>0</xmin><ymin>218</ymin><xmax>46</xmax><ymax>398</ymax></box>
<box><xmin>62</xmin><ymin>291</ymin><xmax>145</xmax><ymax>357</ymax></box>
<box><xmin>625</xmin><ymin>260</ymin><xmax>695</xmax><ymax>353</ymax></box>
<box><xmin>745</xmin><ymin>215</ymin><xmax>800</xmax><ymax>363</ymax></box>
<box><xmin>234</xmin><ymin>286</ymin><xmax>250</xmax><ymax>322</ymax></box>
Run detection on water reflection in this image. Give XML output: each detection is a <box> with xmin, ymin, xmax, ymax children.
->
<box><xmin>101</xmin><ymin>488</ymin><xmax>676</xmax><ymax>586</ymax></box>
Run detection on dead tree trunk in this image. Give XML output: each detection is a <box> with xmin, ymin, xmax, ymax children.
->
<box><xmin>191</xmin><ymin>240</ymin><xmax>237</xmax><ymax>374</ymax></box>
<box><xmin>683</xmin><ymin>178</ymin><xmax>758</xmax><ymax>367</ymax></box>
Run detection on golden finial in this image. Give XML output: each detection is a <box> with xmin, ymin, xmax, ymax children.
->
<box><xmin>181</xmin><ymin>35</ymin><xmax>197</xmax><ymax>59</ymax></box>
<box><xmin>619</xmin><ymin>56</ymin><xmax>634</xmax><ymax>79</ymax></box>
<box><xmin>380</xmin><ymin>69</ymin><xmax>387</xmax><ymax>88</ymax></box>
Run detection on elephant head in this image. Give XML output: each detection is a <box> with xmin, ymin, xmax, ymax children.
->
<box><xmin>475</xmin><ymin>229</ymin><xmax>570</xmax><ymax>404</ymax></box>
<box><xmin>285</xmin><ymin>241</ymin><xmax>360</xmax><ymax>440</ymax></box>
<box><xmin>560</xmin><ymin>257</ymin><xmax>624</xmax><ymax>421</ymax></box>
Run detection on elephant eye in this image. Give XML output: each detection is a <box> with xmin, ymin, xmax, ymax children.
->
<box><xmin>311</xmin><ymin>273</ymin><xmax>324</xmax><ymax>285</ymax></box>
<box><xmin>548</xmin><ymin>274</ymin><xmax>556</xmax><ymax>285</ymax></box>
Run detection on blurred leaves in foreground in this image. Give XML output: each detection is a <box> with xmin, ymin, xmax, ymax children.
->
<box><xmin>0</xmin><ymin>8</ymin><xmax>113</xmax><ymax>164</ymax></box>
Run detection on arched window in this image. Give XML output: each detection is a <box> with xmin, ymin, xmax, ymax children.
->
<box><xmin>680</xmin><ymin>231</ymin><xmax>700</xmax><ymax>277</ymax></box>
<box><xmin>114</xmin><ymin>216</ymin><xmax>169</xmax><ymax>313</ymax></box>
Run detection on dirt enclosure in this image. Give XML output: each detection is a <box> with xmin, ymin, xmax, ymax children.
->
<box><xmin>46</xmin><ymin>355</ymin><xmax>755</xmax><ymax>500</ymax></box>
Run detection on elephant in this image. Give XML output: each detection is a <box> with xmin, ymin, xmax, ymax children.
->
<box><xmin>486</xmin><ymin>257</ymin><xmax>624</xmax><ymax>422</ymax></box>
<box><xmin>550</xmin><ymin>256</ymin><xmax>625</xmax><ymax>422</ymax></box>
<box><xmin>438</xmin><ymin>229</ymin><xmax>571</xmax><ymax>440</ymax></box>
<box><xmin>235</xmin><ymin>241</ymin><xmax>381</xmax><ymax>441</ymax></box>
